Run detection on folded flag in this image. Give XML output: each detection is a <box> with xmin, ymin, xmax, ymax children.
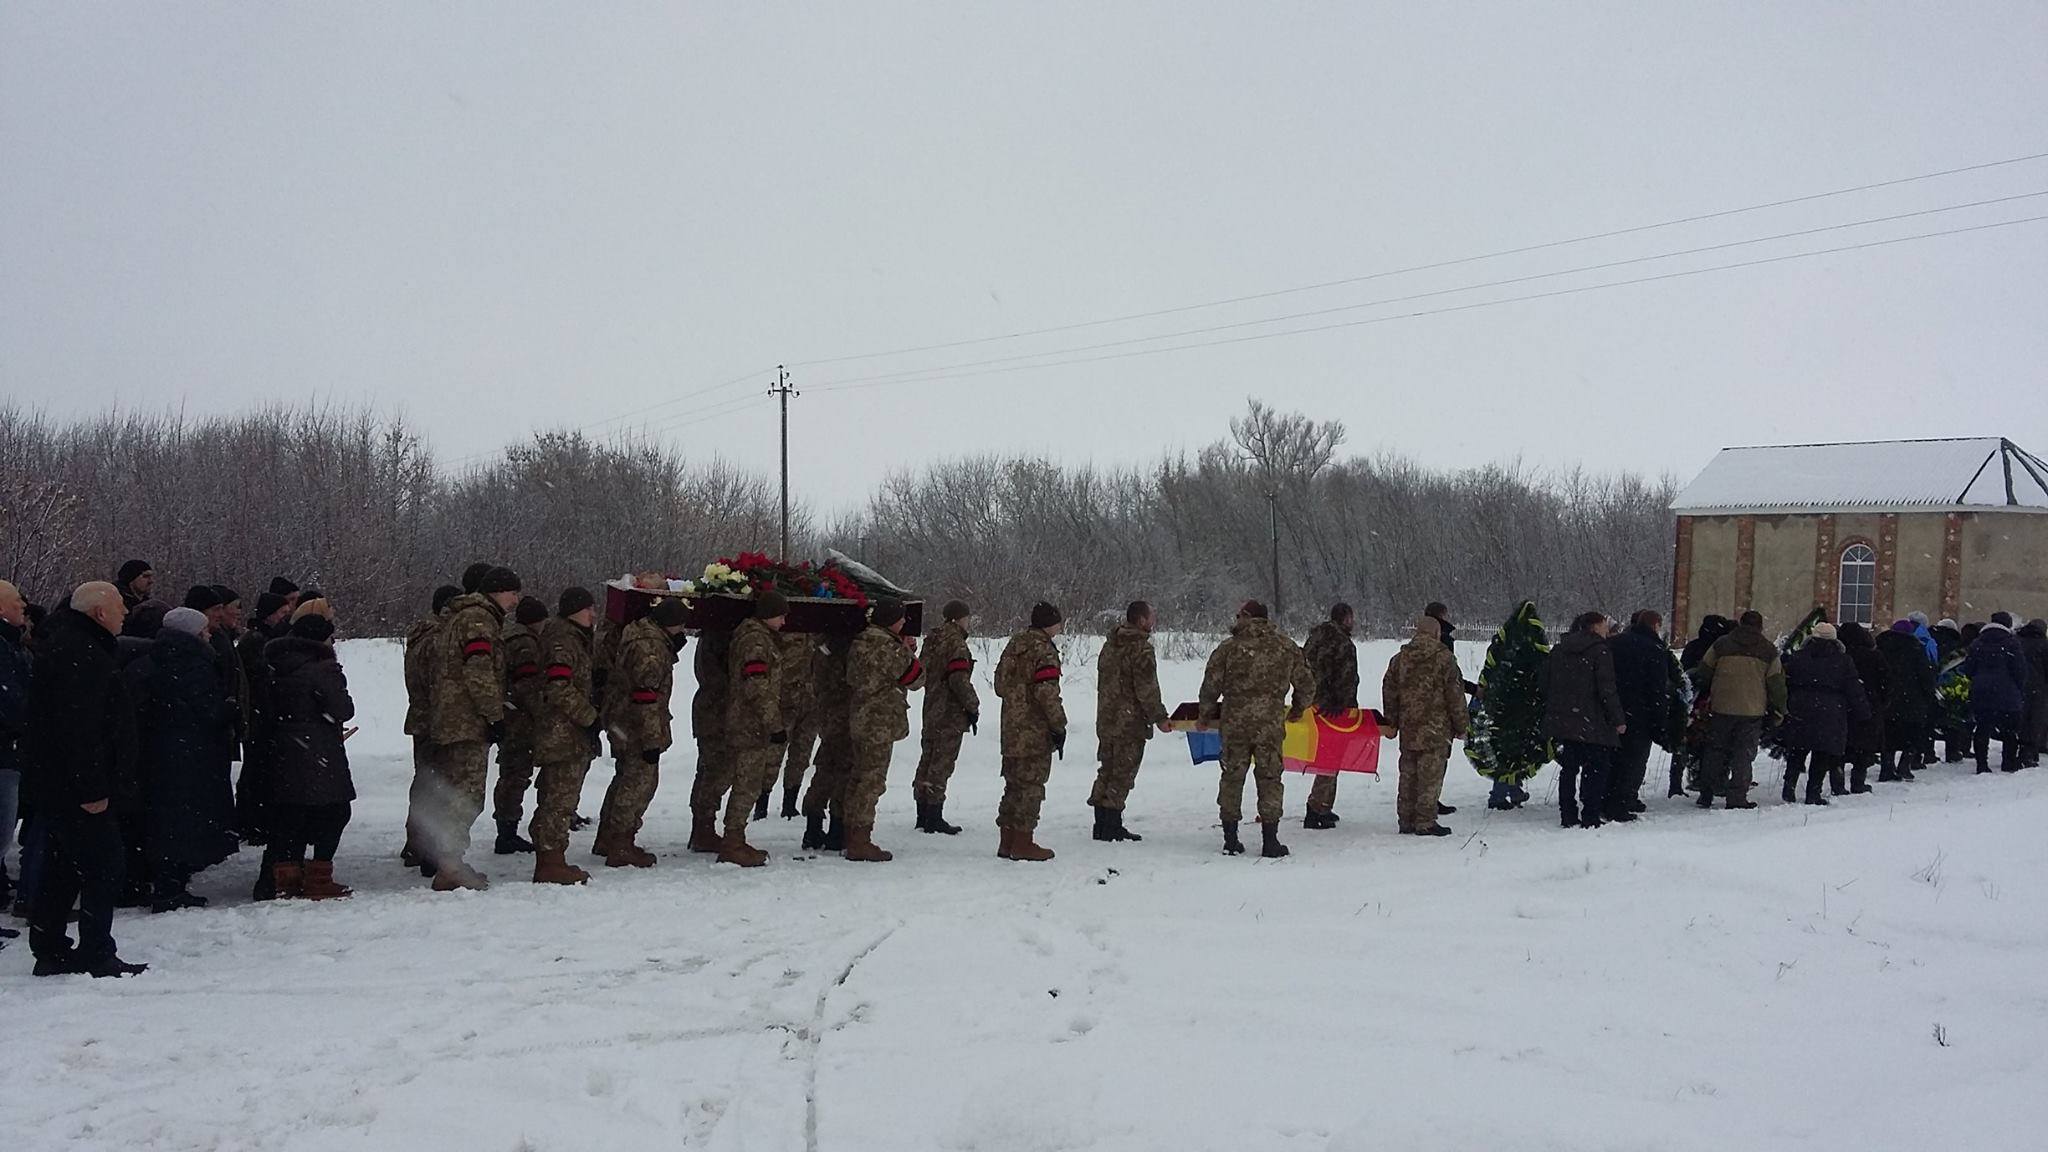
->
<box><xmin>1282</xmin><ymin>708</ymin><xmax>1382</xmax><ymax>776</ymax></box>
<box><xmin>1186</xmin><ymin>728</ymin><xmax>1222</xmax><ymax>765</ymax></box>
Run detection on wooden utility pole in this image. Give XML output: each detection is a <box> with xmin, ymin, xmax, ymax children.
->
<box><xmin>770</xmin><ymin>366</ymin><xmax>798</xmax><ymax>559</ymax></box>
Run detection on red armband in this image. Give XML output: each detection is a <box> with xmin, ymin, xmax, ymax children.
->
<box><xmin>630</xmin><ymin>689</ymin><xmax>660</xmax><ymax>704</ymax></box>
<box><xmin>945</xmin><ymin>658</ymin><xmax>972</xmax><ymax>674</ymax></box>
<box><xmin>897</xmin><ymin>659</ymin><xmax>923</xmax><ymax>687</ymax></box>
<box><xmin>462</xmin><ymin>639</ymin><xmax>493</xmax><ymax>659</ymax></box>
<box><xmin>1031</xmin><ymin>664</ymin><xmax>1060</xmax><ymax>683</ymax></box>
<box><xmin>545</xmin><ymin>664</ymin><xmax>574</xmax><ymax>681</ymax></box>
<box><xmin>740</xmin><ymin>660</ymin><xmax>769</xmax><ymax>678</ymax></box>
<box><xmin>511</xmin><ymin>663</ymin><xmax>539</xmax><ymax>680</ymax></box>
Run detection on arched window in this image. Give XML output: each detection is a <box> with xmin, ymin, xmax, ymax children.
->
<box><xmin>1838</xmin><ymin>543</ymin><xmax>1876</xmax><ymax>626</ymax></box>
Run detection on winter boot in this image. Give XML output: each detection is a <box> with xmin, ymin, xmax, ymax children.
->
<box><xmin>822</xmin><ymin>814</ymin><xmax>846</xmax><ymax>852</ymax></box>
<box><xmin>431</xmin><ymin>861</ymin><xmax>490</xmax><ymax>891</ymax></box>
<box><xmin>780</xmin><ymin>788</ymin><xmax>800</xmax><ymax>820</ymax></box>
<box><xmin>1725</xmin><ymin>797</ymin><xmax>1758</xmax><ymax>810</ymax></box>
<box><xmin>997</xmin><ymin>827</ymin><xmax>1015</xmax><ymax>860</ymax></box>
<box><xmin>687</xmin><ymin>815</ymin><xmax>722</xmax><ymax>854</ymax></box>
<box><xmin>915</xmin><ymin>799</ymin><xmax>933</xmax><ymax>833</ymax></box>
<box><xmin>604</xmin><ymin>841</ymin><xmax>657</xmax><ymax>868</ymax></box>
<box><xmin>1828</xmin><ymin>765</ymin><xmax>1848</xmax><ymax>796</ymax></box>
<box><xmin>926</xmin><ymin>801</ymin><xmax>961</xmax><ymax>836</ymax></box>
<box><xmin>1850</xmin><ymin>763</ymin><xmax>1872</xmax><ymax>793</ymax></box>
<box><xmin>1111</xmin><ymin>810</ymin><xmax>1141</xmax><ymax>842</ymax></box>
<box><xmin>1222</xmin><ymin>821</ymin><xmax>1245</xmax><ymax>855</ymax></box>
<box><xmin>1259</xmin><ymin>821</ymin><xmax>1290</xmax><ymax>858</ymax></box>
<box><xmin>843</xmin><ymin>827</ymin><xmax>894</xmax><ymax>863</ymax></box>
<box><xmin>494</xmin><ymin>820</ymin><xmax>535</xmax><ymax>855</ymax></box>
<box><xmin>1559</xmin><ymin>803</ymin><xmax>1579</xmax><ymax>829</ymax></box>
<box><xmin>255</xmin><ymin>861</ymin><xmax>303</xmax><ymax>902</ymax></box>
<box><xmin>1437</xmin><ymin>802</ymin><xmax>1458</xmax><ymax>816</ymax></box>
<box><xmin>1092</xmin><ymin>805</ymin><xmax>1116</xmax><ymax>842</ymax></box>
<box><xmin>1414</xmin><ymin>824</ymin><xmax>1453</xmax><ymax>838</ymax></box>
<box><xmin>753</xmin><ymin>790</ymin><xmax>771</xmax><ymax>822</ymax></box>
<box><xmin>569</xmin><ymin>812</ymin><xmax>592</xmax><ymax>831</ymax></box>
<box><xmin>1303</xmin><ymin>809</ymin><xmax>1334</xmax><ymax>830</ymax></box>
<box><xmin>85</xmin><ymin>955</ymin><xmax>149</xmax><ymax>979</ymax></box>
<box><xmin>301</xmin><ymin>860</ymin><xmax>353</xmax><ymax>900</ymax></box>
<box><xmin>400</xmin><ymin>842</ymin><xmax>422</xmax><ymax>869</ymax></box>
<box><xmin>801</xmin><ymin>812</ymin><xmax>827</xmax><ymax>850</ymax></box>
<box><xmin>532</xmin><ymin>849</ymin><xmax>590</xmax><ymax>885</ymax></box>
<box><xmin>717</xmin><ymin>831</ymin><xmax>768</xmax><ymax>868</ymax></box>
<box><xmin>1008</xmin><ymin>828</ymin><xmax>1054</xmax><ymax>862</ymax></box>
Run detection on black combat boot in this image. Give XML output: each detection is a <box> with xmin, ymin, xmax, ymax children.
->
<box><xmin>780</xmin><ymin>788</ymin><xmax>799</xmax><ymax>819</ymax></box>
<box><xmin>927</xmin><ymin>801</ymin><xmax>961</xmax><ymax>835</ymax></box>
<box><xmin>494</xmin><ymin>820</ymin><xmax>535</xmax><ymax>855</ymax></box>
<box><xmin>1092</xmin><ymin>806</ymin><xmax>1116</xmax><ymax>842</ymax></box>
<box><xmin>822</xmin><ymin>813</ymin><xmax>846</xmax><ymax>852</ymax></box>
<box><xmin>801</xmin><ymin>812</ymin><xmax>826</xmax><ymax>851</ymax></box>
<box><xmin>915</xmin><ymin>799</ymin><xmax>932</xmax><ymax>832</ymax></box>
<box><xmin>1260</xmin><ymin>821</ymin><xmax>1290</xmax><ymax>858</ymax></box>
<box><xmin>753</xmin><ymin>790</ymin><xmax>770</xmax><ymax>822</ymax></box>
<box><xmin>1111</xmin><ymin>810</ymin><xmax>1141</xmax><ymax>842</ymax></box>
<box><xmin>1221</xmin><ymin>821</ymin><xmax>1244</xmax><ymax>855</ymax></box>
<box><xmin>1437</xmin><ymin>802</ymin><xmax>1457</xmax><ymax>816</ymax></box>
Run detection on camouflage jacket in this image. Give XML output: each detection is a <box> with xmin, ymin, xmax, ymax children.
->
<box><xmin>401</xmin><ymin>612</ymin><xmax>441</xmax><ymax>738</ymax></box>
<box><xmin>1302</xmin><ymin>620</ymin><xmax>1360</xmax><ymax>715</ymax></box>
<box><xmin>533</xmin><ymin>616</ymin><xmax>599</xmax><ymax>763</ymax></box>
<box><xmin>1380</xmin><ymin>621</ymin><xmax>1470</xmax><ymax>751</ymax></box>
<box><xmin>1096</xmin><ymin>624</ymin><xmax>1167</xmax><ymax>744</ymax></box>
<box><xmin>725</xmin><ymin>618</ymin><xmax>784</xmax><ymax>747</ymax></box>
<box><xmin>994</xmin><ymin>628</ymin><xmax>1067</xmax><ymax>756</ymax></box>
<box><xmin>814</xmin><ymin>636</ymin><xmax>854</xmax><ymax>743</ymax></box>
<box><xmin>427</xmin><ymin>593</ymin><xmax>506</xmax><ymax>745</ymax></box>
<box><xmin>918</xmin><ymin>619</ymin><xmax>981</xmax><ymax>734</ymax></box>
<box><xmin>591</xmin><ymin>614</ymin><xmax>621</xmax><ymax>701</ymax></box>
<box><xmin>1197</xmin><ymin>617</ymin><xmax>1313</xmax><ymax>743</ymax></box>
<box><xmin>603</xmin><ymin>616</ymin><xmax>679</xmax><ymax>753</ymax></box>
<box><xmin>849</xmin><ymin>624</ymin><xmax>923</xmax><ymax>745</ymax></box>
<box><xmin>691</xmin><ymin>629</ymin><xmax>732</xmax><ymax>743</ymax></box>
<box><xmin>777</xmin><ymin>630</ymin><xmax>817</xmax><ymax>724</ymax></box>
<box><xmin>501</xmin><ymin>619</ymin><xmax>543</xmax><ymax>739</ymax></box>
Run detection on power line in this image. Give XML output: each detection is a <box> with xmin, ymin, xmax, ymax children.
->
<box><xmin>810</xmin><ymin>190</ymin><xmax>2048</xmax><ymax>391</ymax></box>
<box><xmin>440</xmin><ymin>365</ymin><xmax>776</xmax><ymax>468</ymax></box>
<box><xmin>786</xmin><ymin>148</ymin><xmax>2048</xmax><ymax>370</ymax></box>
<box><xmin>811</xmin><ymin>212</ymin><xmax>2048</xmax><ymax>395</ymax></box>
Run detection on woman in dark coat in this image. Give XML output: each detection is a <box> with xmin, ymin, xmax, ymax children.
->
<box><xmin>1541</xmin><ymin>611</ymin><xmax>1627</xmax><ymax>829</ymax></box>
<box><xmin>256</xmin><ymin>611</ymin><xmax>356</xmax><ymax>901</ymax></box>
<box><xmin>1961</xmin><ymin>614</ymin><xmax>2030</xmax><ymax>773</ymax></box>
<box><xmin>137</xmin><ymin>608</ymin><xmax>238</xmax><ymax>911</ymax></box>
<box><xmin>1876</xmin><ymin>620</ymin><xmax>1937</xmax><ymax>780</ymax></box>
<box><xmin>2020</xmin><ymin>619</ymin><xmax>2048</xmax><ymax>769</ymax></box>
<box><xmin>1779</xmin><ymin>623</ymin><xmax>1872</xmax><ymax>806</ymax></box>
<box><xmin>1838</xmin><ymin>623</ymin><xmax>1887</xmax><ymax>793</ymax></box>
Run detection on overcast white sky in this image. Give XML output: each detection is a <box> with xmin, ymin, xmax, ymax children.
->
<box><xmin>4</xmin><ymin>2</ymin><xmax>2045</xmax><ymax>509</ymax></box>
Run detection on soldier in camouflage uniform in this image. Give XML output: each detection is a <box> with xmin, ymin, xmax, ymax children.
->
<box><xmin>686</xmin><ymin>625</ymin><xmax>732</xmax><ymax>853</ymax></box>
<box><xmin>492</xmin><ymin>596</ymin><xmax>548</xmax><ymax>856</ymax></box>
<box><xmin>1198</xmin><ymin>600</ymin><xmax>1314</xmax><ymax>858</ymax></box>
<box><xmin>422</xmin><ymin>566</ymin><xmax>524</xmax><ymax>890</ymax></box>
<box><xmin>1380</xmin><ymin>613</ymin><xmax>1470</xmax><ymax>837</ymax></box>
<box><xmin>530</xmin><ymin>587</ymin><xmax>601</xmax><ymax>884</ymax></box>
<box><xmin>762</xmin><ymin>629</ymin><xmax>818</xmax><ymax>821</ymax></box>
<box><xmin>912</xmin><ymin>600</ymin><xmax>979</xmax><ymax>835</ymax></box>
<box><xmin>1300</xmin><ymin>603</ymin><xmax>1360</xmax><ymax>830</ymax></box>
<box><xmin>801</xmin><ymin>632</ymin><xmax>855</xmax><ymax>851</ymax></box>
<box><xmin>844</xmin><ymin>599</ymin><xmax>923</xmax><ymax>862</ymax></box>
<box><xmin>1090</xmin><ymin>601</ymin><xmax>1170</xmax><ymax>842</ymax></box>
<box><xmin>596</xmin><ymin>596</ymin><xmax>688</xmax><ymax>867</ymax></box>
<box><xmin>994</xmin><ymin>602</ymin><xmax>1067</xmax><ymax>861</ymax></box>
<box><xmin>400</xmin><ymin>583</ymin><xmax>459</xmax><ymax>871</ymax></box>
<box><xmin>720</xmin><ymin>592</ymin><xmax>789</xmax><ymax>867</ymax></box>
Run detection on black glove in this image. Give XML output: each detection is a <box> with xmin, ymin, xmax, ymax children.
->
<box><xmin>488</xmin><ymin>721</ymin><xmax>506</xmax><ymax>745</ymax></box>
<box><xmin>585</xmin><ymin>721</ymin><xmax>602</xmax><ymax>744</ymax></box>
<box><xmin>770</xmin><ymin>730</ymin><xmax>787</xmax><ymax>745</ymax></box>
<box><xmin>1050</xmin><ymin>731</ymin><xmax>1066</xmax><ymax>759</ymax></box>
<box><xmin>641</xmin><ymin>748</ymin><xmax>661</xmax><ymax>765</ymax></box>
<box><xmin>966</xmin><ymin>711</ymin><xmax>979</xmax><ymax>734</ymax></box>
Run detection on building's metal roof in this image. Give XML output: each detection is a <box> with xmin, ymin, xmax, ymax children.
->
<box><xmin>1671</xmin><ymin>437</ymin><xmax>2048</xmax><ymax>513</ymax></box>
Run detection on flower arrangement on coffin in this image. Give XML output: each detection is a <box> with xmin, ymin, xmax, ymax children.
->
<box><xmin>682</xmin><ymin>553</ymin><xmax>872</xmax><ymax>608</ymax></box>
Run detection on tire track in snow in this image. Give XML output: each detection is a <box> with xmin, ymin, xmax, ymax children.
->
<box><xmin>804</xmin><ymin>924</ymin><xmax>897</xmax><ymax>1152</ymax></box>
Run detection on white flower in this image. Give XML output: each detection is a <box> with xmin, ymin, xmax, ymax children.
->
<box><xmin>680</xmin><ymin>581</ymin><xmax>698</xmax><ymax>594</ymax></box>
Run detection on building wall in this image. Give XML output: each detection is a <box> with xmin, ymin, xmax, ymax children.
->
<box><xmin>1750</xmin><ymin>515</ymin><xmax>1819</xmax><ymax>633</ymax></box>
<box><xmin>1681</xmin><ymin>516</ymin><xmax>1739</xmax><ymax>636</ymax></box>
<box><xmin>1892</xmin><ymin>514</ymin><xmax>1946</xmax><ymax>619</ymax></box>
<box><xmin>1958</xmin><ymin>513</ymin><xmax>2048</xmax><ymax>621</ymax></box>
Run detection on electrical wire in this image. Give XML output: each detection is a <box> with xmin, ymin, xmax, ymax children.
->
<box><xmin>785</xmin><ymin>149</ymin><xmax>2048</xmax><ymax>369</ymax></box>
<box><xmin>811</xmin><ymin>212</ymin><xmax>2048</xmax><ymax>395</ymax></box>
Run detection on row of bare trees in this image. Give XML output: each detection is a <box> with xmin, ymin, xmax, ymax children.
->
<box><xmin>0</xmin><ymin>400</ymin><xmax>1674</xmax><ymax>638</ymax></box>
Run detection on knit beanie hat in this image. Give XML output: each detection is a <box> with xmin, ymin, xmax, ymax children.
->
<box><xmin>871</xmin><ymin>598</ymin><xmax>906</xmax><ymax>628</ymax></box>
<box><xmin>558</xmin><ymin>586</ymin><xmax>596</xmax><ymax>618</ymax></box>
<box><xmin>268</xmin><ymin>576</ymin><xmax>299</xmax><ymax>597</ymax></box>
<box><xmin>942</xmin><ymin>599</ymin><xmax>971</xmax><ymax>622</ymax></box>
<box><xmin>431</xmin><ymin>584</ymin><xmax>461</xmax><ymax>614</ymax></box>
<box><xmin>183</xmin><ymin>584</ymin><xmax>222</xmax><ymax>612</ymax></box>
<box><xmin>254</xmin><ymin>591</ymin><xmax>289</xmax><ymax>621</ymax></box>
<box><xmin>211</xmin><ymin>585</ymin><xmax>239</xmax><ymax>607</ymax></box>
<box><xmin>117</xmin><ymin>559</ymin><xmax>153</xmax><ymax>588</ymax></box>
<box><xmin>479</xmin><ymin>567</ymin><xmax>522</xmax><ymax>595</ymax></box>
<box><xmin>1029</xmin><ymin>602</ymin><xmax>1062</xmax><ymax>629</ymax></box>
<box><xmin>162</xmin><ymin>606</ymin><xmax>209</xmax><ymax>638</ymax></box>
<box><xmin>460</xmin><ymin>562</ymin><xmax>493</xmax><ymax>594</ymax></box>
<box><xmin>1810</xmin><ymin>622</ymin><xmax>1837</xmax><ymax>641</ymax></box>
<box><xmin>515</xmin><ymin>596</ymin><xmax>549</xmax><ymax>626</ymax></box>
<box><xmin>291</xmin><ymin>613</ymin><xmax>336</xmax><ymax>643</ymax></box>
<box><xmin>648</xmin><ymin>596</ymin><xmax>690</xmax><ymax>628</ymax></box>
<box><xmin>754</xmin><ymin>589</ymin><xmax>791</xmax><ymax>619</ymax></box>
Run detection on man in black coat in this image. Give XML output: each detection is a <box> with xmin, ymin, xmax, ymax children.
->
<box><xmin>1607</xmin><ymin>609</ymin><xmax>1673</xmax><ymax>818</ymax></box>
<box><xmin>1541</xmin><ymin>611</ymin><xmax>1628</xmax><ymax>828</ymax></box>
<box><xmin>134</xmin><ymin>608</ymin><xmax>237</xmax><ymax>912</ymax></box>
<box><xmin>1838</xmin><ymin>623</ymin><xmax>1888</xmax><ymax>792</ymax></box>
<box><xmin>2019</xmin><ymin>619</ymin><xmax>2048</xmax><ymax>769</ymax></box>
<box><xmin>234</xmin><ymin>590</ymin><xmax>292</xmax><ymax>843</ymax></box>
<box><xmin>26</xmin><ymin>582</ymin><xmax>147</xmax><ymax>978</ymax></box>
<box><xmin>1778</xmin><ymin>624</ymin><xmax>1872</xmax><ymax>805</ymax></box>
<box><xmin>1962</xmin><ymin>613</ymin><xmax>2030</xmax><ymax>773</ymax></box>
<box><xmin>1877</xmin><ymin>620</ymin><xmax>1936</xmax><ymax>780</ymax></box>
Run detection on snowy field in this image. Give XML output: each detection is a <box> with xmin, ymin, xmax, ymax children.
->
<box><xmin>6</xmin><ymin>635</ymin><xmax>2046</xmax><ymax>1152</ymax></box>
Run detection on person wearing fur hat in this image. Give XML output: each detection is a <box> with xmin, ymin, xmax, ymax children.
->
<box><xmin>595</xmin><ymin>594</ymin><xmax>688</xmax><ymax>868</ymax></box>
<box><xmin>257</xmin><ymin>610</ymin><xmax>356</xmax><ymax>900</ymax></box>
<box><xmin>490</xmin><ymin>596</ymin><xmax>551</xmax><ymax>856</ymax></box>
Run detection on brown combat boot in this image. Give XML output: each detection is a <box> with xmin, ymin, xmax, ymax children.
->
<box><xmin>604</xmin><ymin>841</ymin><xmax>657</xmax><ymax>868</ymax></box>
<box><xmin>301</xmin><ymin>860</ymin><xmax>352</xmax><ymax>900</ymax></box>
<box><xmin>842</xmin><ymin>827</ymin><xmax>894</xmax><ymax>863</ymax></box>
<box><xmin>716</xmin><ymin>831</ymin><xmax>768</xmax><ymax>868</ymax></box>
<box><xmin>687</xmin><ymin>815</ymin><xmax>722</xmax><ymax>854</ymax></box>
<box><xmin>996</xmin><ymin>827</ymin><xmax>1015</xmax><ymax>860</ymax></box>
<box><xmin>1009</xmin><ymin>828</ymin><xmax>1055</xmax><ymax>862</ymax></box>
<box><xmin>431</xmin><ymin>861</ymin><xmax>490</xmax><ymax>891</ymax></box>
<box><xmin>532</xmin><ymin>848</ymin><xmax>590</xmax><ymax>885</ymax></box>
<box><xmin>260</xmin><ymin>861</ymin><xmax>304</xmax><ymax>901</ymax></box>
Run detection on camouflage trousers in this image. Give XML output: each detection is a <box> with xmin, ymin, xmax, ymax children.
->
<box><xmin>1218</xmin><ymin>732</ymin><xmax>1284</xmax><ymax>824</ymax></box>
<box><xmin>843</xmin><ymin>738</ymin><xmax>895</xmax><ymax>832</ymax></box>
<box><xmin>912</xmin><ymin>726</ymin><xmax>966</xmax><ymax>805</ymax></box>
<box><xmin>404</xmin><ymin>735</ymin><xmax>431</xmax><ymax>852</ymax></box>
<box><xmin>1395</xmin><ymin>744</ymin><xmax>1450</xmax><ymax>832</ymax></box>
<box><xmin>491</xmin><ymin>731</ymin><xmax>536</xmax><ymax>826</ymax></box>
<box><xmin>528</xmin><ymin>755</ymin><xmax>593</xmax><ymax>854</ymax></box>
<box><xmin>1306</xmin><ymin>771</ymin><xmax>1339</xmax><ymax>814</ymax></box>
<box><xmin>803</xmin><ymin>731</ymin><xmax>850</xmax><ymax>818</ymax></box>
<box><xmin>598</xmin><ymin>744</ymin><xmax>661</xmax><ymax>845</ymax></box>
<box><xmin>687</xmin><ymin>736</ymin><xmax>731</xmax><ymax>821</ymax></box>
<box><xmin>419</xmin><ymin>740</ymin><xmax>490</xmax><ymax>868</ymax></box>
<box><xmin>998</xmin><ymin>753</ymin><xmax>1053</xmax><ymax>831</ymax></box>
<box><xmin>1087</xmin><ymin>740</ymin><xmax>1146</xmax><ymax>811</ymax></box>
<box><xmin>779</xmin><ymin>707</ymin><xmax>819</xmax><ymax>798</ymax></box>
<box><xmin>726</xmin><ymin>741</ymin><xmax>782</xmax><ymax>836</ymax></box>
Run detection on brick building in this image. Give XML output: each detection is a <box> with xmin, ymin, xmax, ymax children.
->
<box><xmin>1670</xmin><ymin>438</ymin><xmax>2048</xmax><ymax>640</ymax></box>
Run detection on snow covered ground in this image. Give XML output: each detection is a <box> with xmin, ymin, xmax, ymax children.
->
<box><xmin>6</xmin><ymin>635</ymin><xmax>2046</xmax><ymax>1152</ymax></box>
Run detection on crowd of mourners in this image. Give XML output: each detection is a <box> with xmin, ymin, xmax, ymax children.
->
<box><xmin>1</xmin><ymin>555</ymin><xmax>2043</xmax><ymax>982</ymax></box>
